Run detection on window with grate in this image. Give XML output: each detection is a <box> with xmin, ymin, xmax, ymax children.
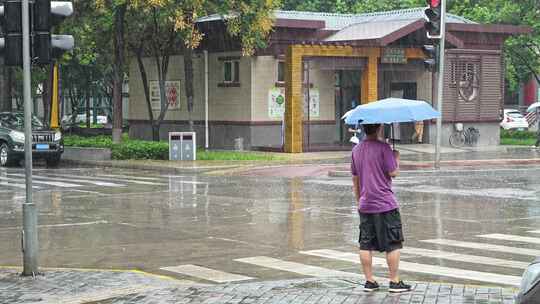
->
<box><xmin>450</xmin><ymin>59</ymin><xmax>480</xmax><ymax>102</ymax></box>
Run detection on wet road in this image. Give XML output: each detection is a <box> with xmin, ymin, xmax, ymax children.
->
<box><xmin>0</xmin><ymin>165</ymin><xmax>539</xmax><ymax>287</ymax></box>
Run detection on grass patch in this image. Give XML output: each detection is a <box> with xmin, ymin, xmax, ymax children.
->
<box><xmin>197</xmin><ymin>150</ymin><xmax>282</xmax><ymax>161</ymax></box>
<box><xmin>500</xmin><ymin>138</ymin><xmax>536</xmax><ymax>146</ymax></box>
<box><xmin>64</xmin><ymin>134</ymin><xmax>281</xmax><ymax>161</ymax></box>
<box><xmin>500</xmin><ymin>129</ymin><xmax>537</xmax><ymax>146</ymax></box>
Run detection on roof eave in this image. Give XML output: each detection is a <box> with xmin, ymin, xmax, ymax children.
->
<box><xmin>447</xmin><ymin>23</ymin><xmax>532</xmax><ymax>35</ymax></box>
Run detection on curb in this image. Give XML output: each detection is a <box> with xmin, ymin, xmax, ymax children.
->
<box><xmin>61</xmin><ymin>159</ymin><xmax>238</xmax><ymax>175</ymax></box>
<box><xmin>329</xmin><ymin>158</ymin><xmax>540</xmax><ymax>177</ymax></box>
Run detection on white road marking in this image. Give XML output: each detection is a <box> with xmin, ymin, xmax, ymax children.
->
<box><xmin>160</xmin><ymin>264</ymin><xmax>252</xmax><ymax>283</ymax></box>
<box><xmin>478</xmin><ymin>234</ymin><xmax>540</xmax><ymax>245</ymax></box>
<box><xmin>526</xmin><ymin>230</ymin><xmax>540</xmax><ymax>234</ymax></box>
<box><xmin>0</xmin><ymin>220</ymin><xmax>109</xmax><ymax>231</ymax></box>
<box><xmin>300</xmin><ymin>249</ymin><xmax>522</xmax><ymax>286</ymax></box>
<box><xmin>97</xmin><ymin>174</ymin><xmax>164</xmax><ymax>181</ymax></box>
<box><xmin>10</xmin><ymin>174</ymin><xmax>125</xmax><ymax>187</ymax></box>
<box><xmin>401</xmin><ymin>247</ymin><xmax>529</xmax><ymax>269</ymax></box>
<box><xmin>422</xmin><ymin>239</ymin><xmax>540</xmax><ymax>257</ymax></box>
<box><xmin>235</xmin><ymin>256</ymin><xmax>361</xmax><ymax>278</ymax></box>
<box><xmin>0</xmin><ymin>175</ymin><xmax>80</xmax><ymax>188</ymax></box>
<box><xmin>0</xmin><ymin>179</ymin><xmax>40</xmax><ymax>189</ymax></box>
<box><xmin>43</xmin><ymin>173</ymin><xmax>166</xmax><ymax>186</ymax></box>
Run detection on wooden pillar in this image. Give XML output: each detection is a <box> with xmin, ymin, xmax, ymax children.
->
<box><xmin>360</xmin><ymin>51</ymin><xmax>379</xmax><ymax>104</ymax></box>
<box><xmin>284</xmin><ymin>45</ymin><xmax>304</xmax><ymax>153</ymax></box>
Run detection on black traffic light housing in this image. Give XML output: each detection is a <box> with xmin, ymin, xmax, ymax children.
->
<box><xmin>0</xmin><ymin>0</ymin><xmax>73</xmax><ymax>66</ymax></box>
<box><xmin>422</xmin><ymin>44</ymin><xmax>438</xmax><ymax>72</ymax></box>
<box><xmin>1</xmin><ymin>0</ymin><xmax>23</xmax><ymax>66</ymax></box>
<box><xmin>424</xmin><ymin>0</ymin><xmax>442</xmax><ymax>39</ymax></box>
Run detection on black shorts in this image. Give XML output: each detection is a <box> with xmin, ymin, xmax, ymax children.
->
<box><xmin>358</xmin><ymin>209</ymin><xmax>404</xmax><ymax>253</ymax></box>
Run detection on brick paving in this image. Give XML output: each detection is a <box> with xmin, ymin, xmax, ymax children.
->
<box><xmin>0</xmin><ymin>268</ymin><xmax>518</xmax><ymax>304</ymax></box>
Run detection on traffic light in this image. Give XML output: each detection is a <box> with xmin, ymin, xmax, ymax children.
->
<box><xmin>0</xmin><ymin>0</ymin><xmax>24</xmax><ymax>66</ymax></box>
<box><xmin>32</xmin><ymin>0</ymin><xmax>74</xmax><ymax>64</ymax></box>
<box><xmin>424</xmin><ymin>0</ymin><xmax>442</xmax><ymax>39</ymax></box>
<box><xmin>0</xmin><ymin>1</ymin><xmax>73</xmax><ymax>66</ymax></box>
<box><xmin>422</xmin><ymin>44</ymin><xmax>438</xmax><ymax>72</ymax></box>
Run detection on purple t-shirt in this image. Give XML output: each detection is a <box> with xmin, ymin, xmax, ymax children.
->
<box><xmin>351</xmin><ymin>139</ymin><xmax>398</xmax><ymax>213</ymax></box>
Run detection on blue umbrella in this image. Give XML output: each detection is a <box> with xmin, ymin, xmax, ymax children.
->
<box><xmin>344</xmin><ymin>98</ymin><xmax>440</xmax><ymax>125</ymax></box>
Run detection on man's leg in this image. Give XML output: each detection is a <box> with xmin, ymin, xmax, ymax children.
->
<box><xmin>359</xmin><ymin>250</ymin><xmax>375</xmax><ymax>282</ymax></box>
<box><xmin>386</xmin><ymin>249</ymin><xmax>400</xmax><ymax>282</ymax></box>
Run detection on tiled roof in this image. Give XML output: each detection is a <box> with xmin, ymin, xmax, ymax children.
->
<box><xmin>324</xmin><ymin>19</ymin><xmax>419</xmax><ymax>42</ymax></box>
<box><xmin>197</xmin><ymin>8</ymin><xmax>476</xmax><ymax>30</ymax></box>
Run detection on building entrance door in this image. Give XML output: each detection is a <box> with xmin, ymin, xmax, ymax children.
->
<box><xmin>390</xmin><ymin>82</ymin><xmax>418</xmax><ymax>143</ymax></box>
<box><xmin>336</xmin><ymin>70</ymin><xmax>361</xmax><ymax>144</ymax></box>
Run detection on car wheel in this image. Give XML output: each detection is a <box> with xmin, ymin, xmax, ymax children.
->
<box><xmin>0</xmin><ymin>143</ymin><xmax>16</xmax><ymax>167</ymax></box>
<box><xmin>45</xmin><ymin>154</ymin><xmax>61</xmax><ymax>168</ymax></box>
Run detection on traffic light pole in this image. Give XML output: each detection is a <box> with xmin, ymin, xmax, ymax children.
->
<box><xmin>434</xmin><ymin>0</ymin><xmax>446</xmax><ymax>169</ymax></box>
<box><xmin>21</xmin><ymin>0</ymin><xmax>38</xmax><ymax>276</ymax></box>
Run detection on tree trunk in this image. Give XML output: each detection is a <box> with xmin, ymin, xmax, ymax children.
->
<box><xmin>86</xmin><ymin>94</ymin><xmax>91</xmax><ymax>128</ymax></box>
<box><xmin>183</xmin><ymin>47</ymin><xmax>195</xmax><ymax>131</ymax></box>
<box><xmin>42</xmin><ymin>64</ymin><xmax>53</xmax><ymax>126</ymax></box>
<box><xmin>152</xmin><ymin>123</ymin><xmax>160</xmax><ymax>141</ymax></box>
<box><xmin>112</xmin><ymin>3</ymin><xmax>127</xmax><ymax>143</ymax></box>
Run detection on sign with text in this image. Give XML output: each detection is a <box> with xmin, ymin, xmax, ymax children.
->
<box><xmin>381</xmin><ymin>48</ymin><xmax>407</xmax><ymax>64</ymax></box>
<box><xmin>268</xmin><ymin>87</ymin><xmax>286</xmax><ymax>118</ymax></box>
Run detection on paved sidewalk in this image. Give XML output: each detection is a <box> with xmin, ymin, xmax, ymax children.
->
<box><xmin>0</xmin><ymin>268</ymin><xmax>517</xmax><ymax>304</ymax></box>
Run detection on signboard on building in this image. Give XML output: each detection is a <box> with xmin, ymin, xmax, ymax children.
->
<box><xmin>150</xmin><ymin>80</ymin><xmax>181</xmax><ymax>111</ymax></box>
<box><xmin>381</xmin><ymin>48</ymin><xmax>407</xmax><ymax>64</ymax></box>
<box><xmin>304</xmin><ymin>88</ymin><xmax>320</xmax><ymax>118</ymax></box>
<box><xmin>268</xmin><ymin>87</ymin><xmax>286</xmax><ymax>118</ymax></box>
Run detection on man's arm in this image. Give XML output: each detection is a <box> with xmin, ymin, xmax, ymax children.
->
<box><xmin>352</xmin><ymin>175</ymin><xmax>360</xmax><ymax>202</ymax></box>
<box><xmin>388</xmin><ymin>150</ymin><xmax>400</xmax><ymax>178</ymax></box>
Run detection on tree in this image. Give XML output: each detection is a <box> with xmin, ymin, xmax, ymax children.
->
<box><xmin>128</xmin><ymin>2</ymin><xmax>178</xmax><ymax>141</ymax></box>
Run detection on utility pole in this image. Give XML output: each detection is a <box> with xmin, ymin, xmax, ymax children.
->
<box><xmin>434</xmin><ymin>0</ymin><xmax>446</xmax><ymax>169</ymax></box>
<box><xmin>21</xmin><ymin>0</ymin><xmax>38</xmax><ymax>276</ymax></box>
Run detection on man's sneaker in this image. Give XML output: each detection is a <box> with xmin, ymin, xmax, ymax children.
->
<box><xmin>389</xmin><ymin>280</ymin><xmax>412</xmax><ymax>293</ymax></box>
<box><xmin>363</xmin><ymin>280</ymin><xmax>380</xmax><ymax>292</ymax></box>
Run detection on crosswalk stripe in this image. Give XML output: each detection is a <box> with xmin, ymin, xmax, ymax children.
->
<box><xmin>0</xmin><ymin>175</ymin><xmax>80</xmax><ymax>188</ymax></box>
<box><xmin>401</xmin><ymin>247</ymin><xmax>529</xmax><ymax>269</ymax></box>
<box><xmin>422</xmin><ymin>239</ymin><xmax>540</xmax><ymax>257</ymax></box>
<box><xmin>527</xmin><ymin>230</ymin><xmax>540</xmax><ymax>234</ymax></box>
<box><xmin>235</xmin><ymin>256</ymin><xmax>362</xmax><ymax>278</ymax></box>
<box><xmin>160</xmin><ymin>264</ymin><xmax>252</xmax><ymax>283</ymax></box>
<box><xmin>300</xmin><ymin>249</ymin><xmax>522</xmax><ymax>287</ymax></box>
<box><xmin>0</xmin><ymin>180</ymin><xmax>40</xmax><ymax>189</ymax></box>
<box><xmin>9</xmin><ymin>174</ymin><xmax>125</xmax><ymax>187</ymax></box>
<box><xmin>42</xmin><ymin>173</ymin><xmax>166</xmax><ymax>186</ymax></box>
<box><xmin>96</xmin><ymin>174</ymin><xmax>164</xmax><ymax>181</ymax></box>
<box><xmin>478</xmin><ymin>234</ymin><xmax>540</xmax><ymax>245</ymax></box>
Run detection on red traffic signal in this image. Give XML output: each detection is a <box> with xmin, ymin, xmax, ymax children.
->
<box><xmin>424</xmin><ymin>0</ymin><xmax>442</xmax><ymax>38</ymax></box>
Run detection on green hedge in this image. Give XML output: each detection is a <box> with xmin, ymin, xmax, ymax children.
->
<box><xmin>500</xmin><ymin>129</ymin><xmax>537</xmax><ymax>140</ymax></box>
<box><xmin>64</xmin><ymin>134</ymin><xmax>280</xmax><ymax>161</ymax></box>
<box><xmin>63</xmin><ymin>135</ymin><xmax>113</xmax><ymax>148</ymax></box>
<box><xmin>111</xmin><ymin>140</ymin><xmax>169</xmax><ymax>160</ymax></box>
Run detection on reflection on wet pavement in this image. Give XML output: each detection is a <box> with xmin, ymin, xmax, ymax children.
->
<box><xmin>0</xmin><ymin>165</ymin><xmax>538</xmax><ymax>287</ymax></box>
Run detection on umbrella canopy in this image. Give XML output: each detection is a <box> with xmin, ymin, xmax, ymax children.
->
<box><xmin>527</xmin><ymin>102</ymin><xmax>540</xmax><ymax>113</ymax></box>
<box><xmin>344</xmin><ymin>98</ymin><xmax>440</xmax><ymax>125</ymax></box>
<box><xmin>341</xmin><ymin>106</ymin><xmax>359</xmax><ymax>120</ymax></box>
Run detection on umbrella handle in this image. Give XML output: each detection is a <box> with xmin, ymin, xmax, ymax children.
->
<box><xmin>391</xmin><ymin>123</ymin><xmax>395</xmax><ymax>150</ymax></box>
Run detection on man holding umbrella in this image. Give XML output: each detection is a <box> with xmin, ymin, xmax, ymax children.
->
<box><xmin>346</xmin><ymin>98</ymin><xmax>440</xmax><ymax>293</ymax></box>
<box><xmin>351</xmin><ymin>123</ymin><xmax>411</xmax><ymax>293</ymax></box>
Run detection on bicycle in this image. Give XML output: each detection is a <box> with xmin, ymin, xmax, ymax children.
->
<box><xmin>449</xmin><ymin>123</ymin><xmax>480</xmax><ymax>147</ymax></box>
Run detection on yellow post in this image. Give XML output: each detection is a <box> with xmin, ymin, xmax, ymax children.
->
<box><xmin>360</xmin><ymin>51</ymin><xmax>379</xmax><ymax>104</ymax></box>
<box><xmin>50</xmin><ymin>62</ymin><xmax>59</xmax><ymax>129</ymax></box>
<box><xmin>284</xmin><ymin>45</ymin><xmax>304</xmax><ymax>153</ymax></box>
